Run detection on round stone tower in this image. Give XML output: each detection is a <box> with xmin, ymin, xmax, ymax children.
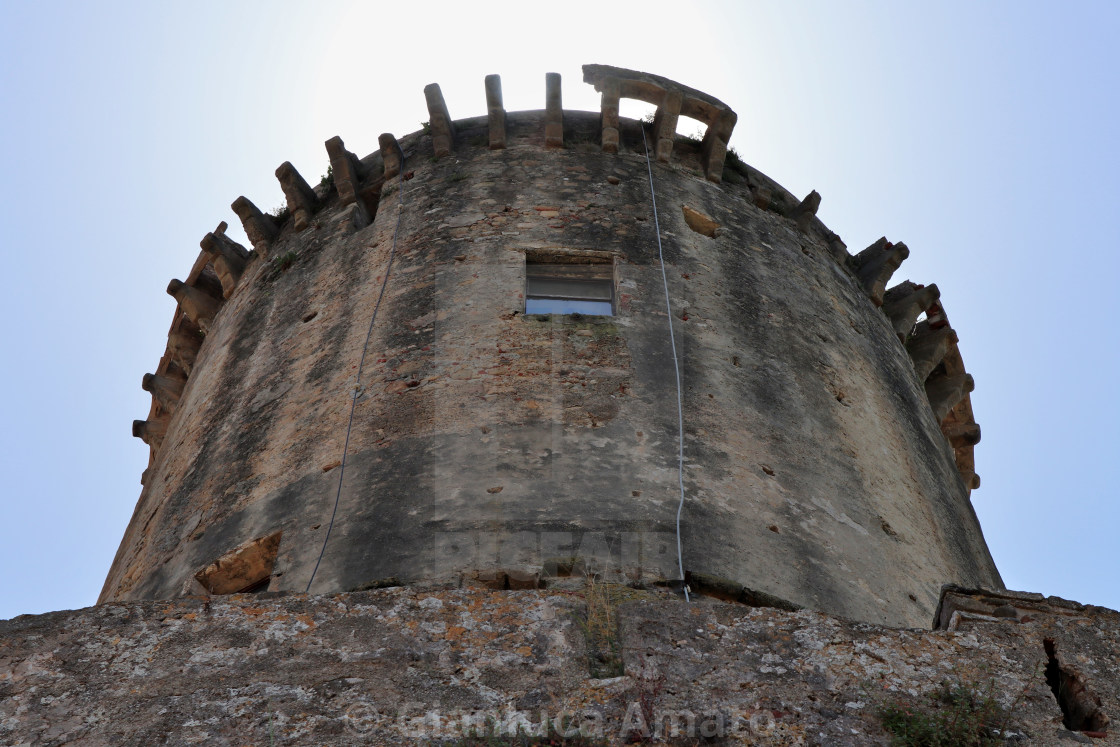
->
<box><xmin>105</xmin><ymin>65</ymin><xmax>1001</xmax><ymax>628</ymax></box>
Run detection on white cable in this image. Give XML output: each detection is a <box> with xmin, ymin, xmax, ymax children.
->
<box><xmin>306</xmin><ymin>147</ymin><xmax>406</xmax><ymax>593</ymax></box>
<box><xmin>640</xmin><ymin>125</ymin><xmax>690</xmax><ymax>602</ymax></box>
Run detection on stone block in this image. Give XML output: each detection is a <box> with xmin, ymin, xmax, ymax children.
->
<box><xmin>597</xmin><ymin>78</ymin><xmax>620</xmax><ymax>153</ymax></box>
<box><xmin>194</xmin><ymin>531</ymin><xmax>282</xmax><ymax>595</ymax></box>
<box><xmin>484</xmin><ymin>74</ymin><xmax>506</xmax><ymax>150</ymax></box>
<box><xmin>544</xmin><ymin>72</ymin><xmax>563</xmax><ymax>148</ymax></box>
<box><xmin>200</xmin><ymin>231</ymin><xmax>250</xmax><ymax>299</ymax></box>
<box><xmin>167</xmin><ymin>279</ymin><xmax>222</xmax><ymax>333</ymax></box>
<box><xmin>682</xmin><ymin>205</ymin><xmax>720</xmax><ymax>237</ymax></box>
<box><xmin>700</xmin><ymin>110</ymin><xmax>736</xmax><ymax>183</ymax></box>
<box><xmin>701</xmin><ymin>136</ymin><xmax>727</xmax><ymax>182</ymax></box>
<box><xmin>651</xmin><ymin>90</ymin><xmax>682</xmax><ymax>162</ymax></box>
<box><xmin>423</xmin><ymin>83</ymin><xmax>455</xmax><ymax>159</ymax></box>
<box><xmin>230</xmin><ymin>196</ymin><xmax>279</xmax><ymax>255</ymax></box>
<box><xmin>274</xmin><ymin>161</ymin><xmax>319</xmax><ymax>232</ymax></box>
<box><xmin>601</xmin><ymin>126</ymin><xmax>619</xmax><ymax>154</ymax></box>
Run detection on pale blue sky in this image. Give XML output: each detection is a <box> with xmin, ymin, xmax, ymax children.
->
<box><xmin>1</xmin><ymin>1</ymin><xmax>1117</xmax><ymax>621</ymax></box>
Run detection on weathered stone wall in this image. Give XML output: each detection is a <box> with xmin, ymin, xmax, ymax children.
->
<box><xmin>2</xmin><ymin>587</ymin><xmax>1116</xmax><ymax>745</ymax></box>
<box><xmin>106</xmin><ymin>68</ymin><xmax>997</xmax><ymax>629</ymax></box>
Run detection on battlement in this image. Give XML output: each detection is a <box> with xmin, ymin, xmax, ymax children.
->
<box><xmin>133</xmin><ymin>67</ymin><xmax>980</xmax><ymax>494</ymax></box>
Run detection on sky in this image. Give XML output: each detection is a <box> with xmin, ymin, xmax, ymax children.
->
<box><xmin>1</xmin><ymin>1</ymin><xmax>1117</xmax><ymax>621</ymax></box>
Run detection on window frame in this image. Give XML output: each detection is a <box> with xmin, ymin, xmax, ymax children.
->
<box><xmin>524</xmin><ymin>249</ymin><xmax>617</xmax><ymax>317</ymax></box>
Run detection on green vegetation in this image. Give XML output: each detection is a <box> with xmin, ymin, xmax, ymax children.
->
<box><xmin>878</xmin><ymin>680</ymin><xmax>1013</xmax><ymax>746</ymax></box>
<box><xmin>273</xmin><ymin>250</ymin><xmax>297</xmax><ymax>272</ymax></box>
<box><xmin>268</xmin><ymin>204</ymin><xmax>290</xmax><ymax>224</ymax></box>
<box><xmin>318</xmin><ymin>164</ymin><xmax>333</xmax><ymax>189</ymax></box>
<box><xmin>725</xmin><ymin>146</ymin><xmax>745</xmax><ymax>169</ymax></box>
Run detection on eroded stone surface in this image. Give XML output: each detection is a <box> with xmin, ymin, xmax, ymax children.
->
<box><xmin>106</xmin><ymin>108</ymin><xmax>999</xmax><ymax>630</ymax></box>
<box><xmin>2</xmin><ymin>587</ymin><xmax>1116</xmax><ymax>745</ymax></box>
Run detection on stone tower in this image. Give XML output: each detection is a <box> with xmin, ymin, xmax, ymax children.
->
<box><xmin>105</xmin><ymin>65</ymin><xmax>1001</xmax><ymax>628</ymax></box>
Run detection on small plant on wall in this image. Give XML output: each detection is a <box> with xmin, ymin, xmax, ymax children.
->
<box><xmin>274</xmin><ymin>250</ymin><xmax>297</xmax><ymax>272</ymax></box>
<box><xmin>878</xmin><ymin>678</ymin><xmax>1021</xmax><ymax>746</ymax></box>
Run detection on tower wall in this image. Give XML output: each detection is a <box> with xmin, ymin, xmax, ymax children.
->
<box><xmin>105</xmin><ymin>69</ymin><xmax>1000</xmax><ymax>628</ymax></box>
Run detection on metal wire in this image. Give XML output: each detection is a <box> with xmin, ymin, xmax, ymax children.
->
<box><xmin>306</xmin><ymin>150</ymin><xmax>405</xmax><ymax>593</ymax></box>
<box><xmin>640</xmin><ymin>125</ymin><xmax>690</xmax><ymax>602</ymax></box>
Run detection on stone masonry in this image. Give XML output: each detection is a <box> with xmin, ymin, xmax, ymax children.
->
<box><xmin>1</xmin><ymin>585</ymin><xmax>1117</xmax><ymax>745</ymax></box>
<box><xmin>107</xmin><ymin>66</ymin><xmax>996</xmax><ymax>630</ymax></box>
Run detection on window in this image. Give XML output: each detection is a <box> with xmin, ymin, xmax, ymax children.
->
<box><xmin>525</xmin><ymin>250</ymin><xmax>614</xmax><ymax>316</ymax></box>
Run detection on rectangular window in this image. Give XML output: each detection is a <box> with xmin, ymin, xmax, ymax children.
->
<box><xmin>525</xmin><ymin>251</ymin><xmax>614</xmax><ymax>316</ymax></box>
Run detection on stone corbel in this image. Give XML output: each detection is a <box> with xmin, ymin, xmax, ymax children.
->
<box><xmin>167</xmin><ymin>324</ymin><xmax>202</xmax><ymax>375</ymax></box>
<box><xmin>651</xmin><ymin>90</ymin><xmax>682</xmax><ymax>162</ymax></box>
<box><xmin>142</xmin><ymin>373</ymin><xmax>185</xmax><ymax>413</ymax></box>
<box><xmin>132</xmin><ymin>416</ymin><xmax>169</xmax><ymax>450</ymax></box>
<box><xmin>906</xmin><ymin>326</ymin><xmax>958</xmax><ymax>382</ymax></box>
<box><xmin>423</xmin><ymin>83</ymin><xmax>456</xmax><ymax>159</ymax></box>
<box><xmin>324</xmin><ymin>136</ymin><xmax>371</xmax><ymax>228</ymax></box>
<box><xmin>379</xmin><ymin>133</ymin><xmax>402</xmax><ymax>180</ymax></box>
<box><xmin>545</xmin><ymin>73</ymin><xmax>564</xmax><ymax>148</ymax></box>
<box><xmin>788</xmin><ymin>190</ymin><xmax>821</xmax><ymax>231</ymax></box>
<box><xmin>485</xmin><ymin>74</ymin><xmax>506</xmax><ymax>150</ymax></box>
<box><xmin>200</xmin><ymin>230</ymin><xmax>249</xmax><ymax>299</ymax></box>
<box><xmin>275</xmin><ymin>161</ymin><xmax>320</xmax><ymax>232</ymax></box>
<box><xmin>167</xmin><ymin>279</ymin><xmax>222</xmax><ymax>333</ymax></box>
<box><xmin>700</xmin><ymin>109</ymin><xmax>737</xmax><ymax>183</ymax></box>
<box><xmin>926</xmin><ymin>373</ymin><xmax>974</xmax><ymax>423</ymax></box>
<box><xmin>942</xmin><ymin>421</ymin><xmax>981</xmax><ymax>449</ymax></box>
<box><xmin>231</xmin><ymin>196</ymin><xmax>279</xmax><ymax>255</ymax></box>
<box><xmin>852</xmin><ymin>238</ymin><xmax>909</xmax><ymax>306</ymax></box>
<box><xmin>883</xmin><ymin>282</ymin><xmax>941</xmax><ymax>340</ymax></box>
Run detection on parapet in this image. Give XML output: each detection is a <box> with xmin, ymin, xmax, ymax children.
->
<box><xmin>132</xmin><ymin>66</ymin><xmax>981</xmax><ymax>493</ymax></box>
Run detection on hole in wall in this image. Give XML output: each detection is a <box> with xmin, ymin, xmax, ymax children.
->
<box><xmin>195</xmin><ymin>531</ymin><xmax>282</xmax><ymax>595</ymax></box>
<box><xmin>302</xmin><ymin>310</ymin><xmax>318</xmax><ymax>323</ymax></box>
<box><xmin>682</xmin><ymin>205</ymin><xmax>720</xmax><ymax>238</ymax></box>
<box><xmin>1044</xmin><ymin>638</ymin><xmax>1109</xmax><ymax>733</ymax></box>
